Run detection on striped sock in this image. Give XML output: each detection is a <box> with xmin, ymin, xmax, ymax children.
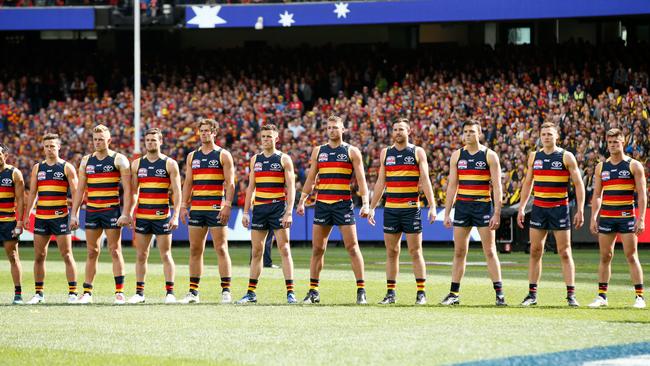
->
<box><xmin>493</xmin><ymin>281</ymin><xmax>504</xmax><ymax>297</ymax></box>
<box><xmin>567</xmin><ymin>285</ymin><xmax>576</xmax><ymax>297</ymax></box>
<box><xmin>220</xmin><ymin>277</ymin><xmax>231</xmax><ymax>293</ymax></box>
<box><xmin>285</xmin><ymin>279</ymin><xmax>294</xmax><ymax>294</ymax></box>
<box><xmin>83</xmin><ymin>282</ymin><xmax>93</xmax><ymax>295</ymax></box>
<box><xmin>598</xmin><ymin>282</ymin><xmax>608</xmax><ymax>300</ymax></box>
<box><xmin>309</xmin><ymin>278</ymin><xmax>319</xmax><ymax>291</ymax></box>
<box><xmin>35</xmin><ymin>282</ymin><xmax>44</xmax><ymax>296</ymax></box>
<box><xmin>247</xmin><ymin>279</ymin><xmax>258</xmax><ymax>294</ymax></box>
<box><xmin>635</xmin><ymin>284</ymin><xmax>644</xmax><ymax>297</ymax></box>
<box><xmin>136</xmin><ymin>282</ymin><xmax>145</xmax><ymax>296</ymax></box>
<box><xmin>529</xmin><ymin>283</ymin><xmax>537</xmax><ymax>297</ymax></box>
<box><xmin>450</xmin><ymin>282</ymin><xmax>460</xmax><ymax>296</ymax></box>
<box><xmin>68</xmin><ymin>281</ymin><xmax>77</xmax><ymax>295</ymax></box>
<box><xmin>114</xmin><ymin>276</ymin><xmax>125</xmax><ymax>294</ymax></box>
<box><xmin>416</xmin><ymin>278</ymin><xmax>426</xmax><ymax>294</ymax></box>
<box><xmin>356</xmin><ymin>279</ymin><xmax>365</xmax><ymax>290</ymax></box>
<box><xmin>387</xmin><ymin>279</ymin><xmax>397</xmax><ymax>295</ymax></box>
<box><xmin>14</xmin><ymin>285</ymin><xmax>21</xmax><ymax>296</ymax></box>
<box><xmin>165</xmin><ymin>281</ymin><xmax>174</xmax><ymax>295</ymax></box>
<box><xmin>189</xmin><ymin>277</ymin><xmax>200</xmax><ymax>296</ymax></box>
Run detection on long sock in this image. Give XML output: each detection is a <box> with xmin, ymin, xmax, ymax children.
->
<box><xmin>356</xmin><ymin>279</ymin><xmax>365</xmax><ymax>291</ymax></box>
<box><xmin>15</xmin><ymin>285</ymin><xmax>22</xmax><ymax>296</ymax></box>
<box><xmin>114</xmin><ymin>276</ymin><xmax>125</xmax><ymax>294</ymax></box>
<box><xmin>528</xmin><ymin>283</ymin><xmax>537</xmax><ymax>297</ymax></box>
<box><xmin>220</xmin><ymin>277</ymin><xmax>231</xmax><ymax>293</ymax></box>
<box><xmin>493</xmin><ymin>281</ymin><xmax>504</xmax><ymax>297</ymax></box>
<box><xmin>189</xmin><ymin>277</ymin><xmax>200</xmax><ymax>296</ymax></box>
<box><xmin>387</xmin><ymin>279</ymin><xmax>396</xmax><ymax>295</ymax></box>
<box><xmin>567</xmin><ymin>285</ymin><xmax>576</xmax><ymax>297</ymax></box>
<box><xmin>309</xmin><ymin>278</ymin><xmax>319</xmax><ymax>291</ymax></box>
<box><xmin>635</xmin><ymin>284</ymin><xmax>644</xmax><ymax>297</ymax></box>
<box><xmin>136</xmin><ymin>282</ymin><xmax>145</xmax><ymax>296</ymax></box>
<box><xmin>598</xmin><ymin>282</ymin><xmax>608</xmax><ymax>300</ymax></box>
<box><xmin>285</xmin><ymin>279</ymin><xmax>294</xmax><ymax>294</ymax></box>
<box><xmin>35</xmin><ymin>282</ymin><xmax>44</xmax><ymax>296</ymax></box>
<box><xmin>68</xmin><ymin>281</ymin><xmax>77</xmax><ymax>295</ymax></box>
<box><xmin>416</xmin><ymin>278</ymin><xmax>426</xmax><ymax>294</ymax></box>
<box><xmin>450</xmin><ymin>282</ymin><xmax>460</xmax><ymax>296</ymax></box>
<box><xmin>247</xmin><ymin>279</ymin><xmax>258</xmax><ymax>294</ymax></box>
<box><xmin>83</xmin><ymin>282</ymin><xmax>93</xmax><ymax>296</ymax></box>
<box><xmin>165</xmin><ymin>281</ymin><xmax>174</xmax><ymax>295</ymax></box>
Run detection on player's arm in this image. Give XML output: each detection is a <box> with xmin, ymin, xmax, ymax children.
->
<box><xmin>368</xmin><ymin>148</ymin><xmax>387</xmax><ymax>226</ymax></box>
<box><xmin>71</xmin><ymin>155</ymin><xmax>89</xmax><ymax>218</ymax></box>
<box><xmin>417</xmin><ymin>147</ymin><xmax>437</xmax><ymax>223</ymax></box>
<box><xmin>590</xmin><ymin>162</ymin><xmax>603</xmax><ymax>235</ymax></box>
<box><xmin>128</xmin><ymin>159</ymin><xmax>141</xmax><ymax>219</ymax></box>
<box><xmin>179</xmin><ymin>151</ymin><xmax>194</xmax><ymax>225</ymax></box>
<box><xmin>516</xmin><ymin>152</ymin><xmax>536</xmax><ymax>228</ymax></box>
<box><xmin>281</xmin><ymin>153</ymin><xmax>296</xmax><ymax>228</ymax></box>
<box><xmin>167</xmin><ymin>158</ymin><xmax>182</xmax><ymax>230</ymax></box>
<box><xmin>242</xmin><ymin>157</ymin><xmax>256</xmax><ymax>228</ymax></box>
<box><xmin>12</xmin><ymin>168</ymin><xmax>25</xmax><ymax>236</ymax></box>
<box><xmin>350</xmin><ymin>146</ymin><xmax>370</xmax><ymax>216</ymax></box>
<box><xmin>443</xmin><ymin>149</ymin><xmax>460</xmax><ymax>228</ymax></box>
<box><xmin>218</xmin><ymin>150</ymin><xmax>235</xmax><ymax>224</ymax></box>
<box><xmin>487</xmin><ymin>149</ymin><xmax>502</xmax><ymax>230</ymax></box>
<box><xmin>297</xmin><ymin>146</ymin><xmax>320</xmax><ymax>215</ymax></box>
<box><xmin>564</xmin><ymin>151</ymin><xmax>585</xmax><ymax>228</ymax></box>
<box><xmin>115</xmin><ymin>153</ymin><xmax>133</xmax><ymax>226</ymax></box>
<box><xmin>23</xmin><ymin>164</ymin><xmax>39</xmax><ymax>224</ymax></box>
<box><xmin>631</xmin><ymin>160</ymin><xmax>647</xmax><ymax>234</ymax></box>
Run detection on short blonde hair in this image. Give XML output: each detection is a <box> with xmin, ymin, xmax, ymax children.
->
<box><xmin>198</xmin><ymin>118</ymin><xmax>218</xmax><ymax>133</ymax></box>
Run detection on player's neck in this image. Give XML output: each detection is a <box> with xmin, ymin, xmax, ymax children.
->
<box><xmin>94</xmin><ymin>149</ymin><xmax>110</xmax><ymax>159</ymax></box>
<box><xmin>262</xmin><ymin>148</ymin><xmax>277</xmax><ymax>157</ymax></box>
<box><xmin>145</xmin><ymin>151</ymin><xmax>162</xmax><ymax>161</ymax></box>
<box><xmin>200</xmin><ymin>143</ymin><xmax>217</xmax><ymax>153</ymax></box>
<box><xmin>328</xmin><ymin>139</ymin><xmax>342</xmax><ymax>148</ymax></box>
<box><xmin>394</xmin><ymin>141</ymin><xmax>408</xmax><ymax>150</ymax></box>
<box><xmin>464</xmin><ymin>143</ymin><xmax>480</xmax><ymax>154</ymax></box>
<box><xmin>609</xmin><ymin>152</ymin><xmax>625</xmax><ymax>163</ymax></box>
<box><xmin>542</xmin><ymin>145</ymin><xmax>557</xmax><ymax>154</ymax></box>
<box><xmin>45</xmin><ymin>156</ymin><xmax>59</xmax><ymax>165</ymax></box>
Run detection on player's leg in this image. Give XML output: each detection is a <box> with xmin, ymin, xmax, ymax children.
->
<box><xmin>3</xmin><ymin>239</ymin><xmax>23</xmax><ymax>304</ymax></box>
<box><xmin>105</xmin><ymin>228</ymin><xmax>126</xmax><ymax>303</ymax></box>
<box><xmin>379</xmin><ymin>232</ymin><xmax>402</xmax><ymax>304</ymax></box>
<box><xmin>339</xmin><ymin>224</ymin><xmax>367</xmax><ymax>304</ymax></box>
<box><xmin>303</xmin><ymin>224</ymin><xmax>332</xmax><ymax>304</ymax></box>
<box><xmin>274</xmin><ymin>227</ymin><xmax>295</xmax><ymax>303</ymax></box>
<box><xmin>406</xmin><ymin>232</ymin><xmax>427</xmax><ymax>305</ymax></box>
<box><xmin>477</xmin><ymin>226</ymin><xmax>506</xmax><ymax>305</ymax></box>
<box><xmin>55</xmin><ymin>233</ymin><xmax>78</xmax><ymax>303</ymax></box>
<box><xmin>180</xmin><ymin>225</ymin><xmax>208</xmax><ymax>304</ymax></box>
<box><xmin>236</xmin><ymin>229</ymin><xmax>267</xmax><ymax>304</ymax></box>
<box><xmin>28</xmin><ymin>233</ymin><xmax>49</xmax><ymax>304</ymax></box>
<box><xmin>80</xmin><ymin>228</ymin><xmax>103</xmax><ymax>302</ymax></box>
<box><xmin>553</xmin><ymin>229</ymin><xmax>578</xmax><ymax>306</ymax></box>
<box><xmin>129</xmin><ymin>231</ymin><xmax>152</xmax><ymax>303</ymax></box>
<box><xmin>521</xmin><ymin>228</ymin><xmax>548</xmax><ymax>306</ymax></box>
<box><xmin>588</xmin><ymin>233</ymin><xmax>616</xmax><ymax>308</ymax></box>
<box><xmin>156</xmin><ymin>233</ymin><xmax>176</xmax><ymax>303</ymax></box>
<box><xmin>210</xmin><ymin>225</ymin><xmax>232</xmax><ymax>303</ymax></box>
<box><xmin>621</xmin><ymin>232</ymin><xmax>645</xmax><ymax>308</ymax></box>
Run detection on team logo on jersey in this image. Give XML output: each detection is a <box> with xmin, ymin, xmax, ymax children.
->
<box><xmin>318</xmin><ymin>153</ymin><xmax>329</xmax><ymax>162</ymax></box>
<box><xmin>551</xmin><ymin>161</ymin><xmax>563</xmax><ymax>169</ymax></box>
<box><xmin>103</xmin><ymin>165</ymin><xmax>114</xmax><ymax>172</ymax></box>
<box><xmin>155</xmin><ymin>169</ymin><xmax>167</xmax><ymax>177</ymax></box>
<box><xmin>1</xmin><ymin>178</ymin><xmax>12</xmax><ymax>186</ymax></box>
<box><xmin>37</xmin><ymin>171</ymin><xmax>46</xmax><ymax>180</ymax></box>
<box><xmin>138</xmin><ymin>168</ymin><xmax>148</xmax><ymax>178</ymax></box>
<box><xmin>208</xmin><ymin>160</ymin><xmax>219</xmax><ymax>167</ymax></box>
<box><xmin>601</xmin><ymin>171</ymin><xmax>610</xmax><ymax>181</ymax></box>
<box><xmin>254</xmin><ymin>162</ymin><xmax>263</xmax><ymax>172</ymax></box>
<box><xmin>404</xmin><ymin>156</ymin><xmax>415</xmax><ymax>164</ymax></box>
<box><xmin>192</xmin><ymin>159</ymin><xmax>201</xmax><ymax>169</ymax></box>
<box><xmin>619</xmin><ymin>170</ymin><xmax>631</xmax><ymax>178</ymax></box>
<box><xmin>458</xmin><ymin>160</ymin><xmax>468</xmax><ymax>169</ymax></box>
<box><xmin>336</xmin><ymin>154</ymin><xmax>348</xmax><ymax>162</ymax></box>
<box><xmin>270</xmin><ymin>163</ymin><xmax>282</xmax><ymax>171</ymax></box>
<box><xmin>533</xmin><ymin>160</ymin><xmax>543</xmax><ymax>169</ymax></box>
<box><xmin>386</xmin><ymin>156</ymin><xmax>396</xmax><ymax>165</ymax></box>
<box><xmin>475</xmin><ymin>161</ymin><xmax>487</xmax><ymax>168</ymax></box>
<box><xmin>86</xmin><ymin>165</ymin><xmax>95</xmax><ymax>174</ymax></box>
<box><xmin>53</xmin><ymin>172</ymin><xmax>64</xmax><ymax>179</ymax></box>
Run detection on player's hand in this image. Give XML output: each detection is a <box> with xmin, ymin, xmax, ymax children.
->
<box><xmin>489</xmin><ymin>214</ymin><xmax>500</xmax><ymax>230</ymax></box>
<box><xmin>573</xmin><ymin>210</ymin><xmax>584</xmax><ymax>229</ymax></box>
<box><xmin>180</xmin><ymin>207</ymin><xmax>190</xmax><ymax>225</ymax></box>
<box><xmin>12</xmin><ymin>221</ymin><xmax>23</xmax><ymax>238</ymax></box>
<box><xmin>70</xmin><ymin>215</ymin><xmax>79</xmax><ymax>230</ymax></box>
<box><xmin>359</xmin><ymin>205</ymin><xmax>370</xmax><ymax>218</ymax></box>
<box><xmin>517</xmin><ymin>209</ymin><xmax>525</xmax><ymax>229</ymax></box>
<box><xmin>242</xmin><ymin>212</ymin><xmax>250</xmax><ymax>228</ymax></box>
<box><xmin>169</xmin><ymin>215</ymin><xmax>179</xmax><ymax>231</ymax></box>
<box><xmin>589</xmin><ymin>218</ymin><xmax>599</xmax><ymax>235</ymax></box>
<box><xmin>367</xmin><ymin>209</ymin><xmax>376</xmax><ymax>226</ymax></box>
<box><xmin>117</xmin><ymin>214</ymin><xmax>131</xmax><ymax>228</ymax></box>
<box><xmin>443</xmin><ymin>215</ymin><xmax>452</xmax><ymax>228</ymax></box>
<box><xmin>635</xmin><ymin>219</ymin><xmax>645</xmax><ymax>235</ymax></box>
<box><xmin>428</xmin><ymin>208</ymin><xmax>437</xmax><ymax>224</ymax></box>
<box><xmin>217</xmin><ymin>206</ymin><xmax>232</xmax><ymax>225</ymax></box>
<box><xmin>296</xmin><ymin>202</ymin><xmax>305</xmax><ymax>216</ymax></box>
<box><xmin>281</xmin><ymin>213</ymin><xmax>292</xmax><ymax>229</ymax></box>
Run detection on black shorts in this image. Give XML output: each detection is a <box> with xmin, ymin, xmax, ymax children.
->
<box><xmin>529</xmin><ymin>205</ymin><xmax>570</xmax><ymax>231</ymax></box>
<box><xmin>34</xmin><ymin>216</ymin><xmax>71</xmax><ymax>236</ymax></box>
<box><xmin>384</xmin><ymin>207</ymin><xmax>422</xmax><ymax>234</ymax></box>
<box><xmin>85</xmin><ymin>208</ymin><xmax>121</xmax><ymax>230</ymax></box>
<box><xmin>313</xmin><ymin>200</ymin><xmax>355</xmax><ymax>226</ymax></box>
<box><xmin>598</xmin><ymin>217</ymin><xmax>635</xmax><ymax>234</ymax></box>
<box><xmin>251</xmin><ymin>202</ymin><xmax>286</xmax><ymax>231</ymax></box>
<box><xmin>135</xmin><ymin>217</ymin><xmax>172</xmax><ymax>235</ymax></box>
<box><xmin>0</xmin><ymin>221</ymin><xmax>17</xmax><ymax>242</ymax></box>
<box><xmin>453</xmin><ymin>201</ymin><xmax>492</xmax><ymax>227</ymax></box>
<box><xmin>188</xmin><ymin>210</ymin><xmax>225</xmax><ymax>228</ymax></box>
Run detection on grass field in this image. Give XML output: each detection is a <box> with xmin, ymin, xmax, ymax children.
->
<box><xmin>0</xmin><ymin>243</ymin><xmax>648</xmax><ymax>365</ymax></box>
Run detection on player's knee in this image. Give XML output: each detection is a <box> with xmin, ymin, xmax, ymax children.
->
<box><xmin>453</xmin><ymin>247</ymin><xmax>467</xmax><ymax>259</ymax></box>
<box><xmin>345</xmin><ymin>245</ymin><xmax>360</xmax><ymax>257</ymax></box>
<box><xmin>87</xmin><ymin>246</ymin><xmax>100</xmax><ymax>260</ymax></box>
<box><xmin>625</xmin><ymin>251</ymin><xmax>638</xmax><ymax>264</ymax></box>
<box><xmin>6</xmin><ymin>250</ymin><xmax>19</xmax><ymax>265</ymax></box>
<box><xmin>558</xmin><ymin>248</ymin><xmax>572</xmax><ymax>261</ymax></box>
<box><xmin>34</xmin><ymin>251</ymin><xmax>47</xmax><ymax>263</ymax></box>
<box><xmin>484</xmin><ymin>248</ymin><xmax>497</xmax><ymax>260</ymax></box>
<box><xmin>161</xmin><ymin>252</ymin><xmax>174</xmax><ymax>264</ymax></box>
<box><xmin>386</xmin><ymin>245</ymin><xmax>400</xmax><ymax>258</ymax></box>
<box><xmin>312</xmin><ymin>245</ymin><xmax>326</xmax><ymax>257</ymax></box>
<box><xmin>278</xmin><ymin>244</ymin><xmax>291</xmax><ymax>258</ymax></box>
<box><xmin>529</xmin><ymin>245</ymin><xmax>543</xmax><ymax>259</ymax></box>
<box><xmin>251</xmin><ymin>246</ymin><xmax>264</xmax><ymax>260</ymax></box>
<box><xmin>189</xmin><ymin>246</ymin><xmax>203</xmax><ymax>258</ymax></box>
<box><xmin>109</xmin><ymin>246</ymin><xmax>122</xmax><ymax>260</ymax></box>
<box><xmin>214</xmin><ymin>244</ymin><xmax>228</xmax><ymax>257</ymax></box>
<box><xmin>407</xmin><ymin>246</ymin><xmax>421</xmax><ymax>259</ymax></box>
<box><xmin>61</xmin><ymin>251</ymin><xmax>75</xmax><ymax>265</ymax></box>
<box><xmin>136</xmin><ymin>251</ymin><xmax>149</xmax><ymax>263</ymax></box>
<box><xmin>600</xmin><ymin>251</ymin><xmax>614</xmax><ymax>264</ymax></box>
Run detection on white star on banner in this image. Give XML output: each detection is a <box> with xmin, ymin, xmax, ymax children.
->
<box><xmin>333</xmin><ymin>2</ymin><xmax>350</xmax><ymax>19</ymax></box>
<box><xmin>278</xmin><ymin>11</ymin><xmax>295</xmax><ymax>27</ymax></box>
<box><xmin>187</xmin><ymin>5</ymin><xmax>227</xmax><ymax>28</ymax></box>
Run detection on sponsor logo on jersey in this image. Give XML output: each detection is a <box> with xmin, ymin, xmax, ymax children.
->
<box><xmin>619</xmin><ymin>170</ymin><xmax>631</xmax><ymax>178</ymax></box>
<box><xmin>86</xmin><ymin>165</ymin><xmax>95</xmax><ymax>174</ymax></box>
<box><xmin>155</xmin><ymin>169</ymin><xmax>167</xmax><ymax>177</ymax></box>
<box><xmin>336</xmin><ymin>154</ymin><xmax>348</xmax><ymax>162</ymax></box>
<box><xmin>270</xmin><ymin>163</ymin><xmax>282</xmax><ymax>171</ymax></box>
<box><xmin>318</xmin><ymin>153</ymin><xmax>328</xmax><ymax>162</ymax></box>
<box><xmin>138</xmin><ymin>168</ymin><xmax>148</xmax><ymax>178</ymax></box>
<box><xmin>37</xmin><ymin>171</ymin><xmax>46</xmax><ymax>180</ymax></box>
<box><xmin>1</xmin><ymin>178</ymin><xmax>12</xmax><ymax>186</ymax></box>
<box><xmin>191</xmin><ymin>159</ymin><xmax>201</xmax><ymax>169</ymax></box>
<box><xmin>601</xmin><ymin>171</ymin><xmax>610</xmax><ymax>181</ymax></box>
<box><xmin>404</xmin><ymin>156</ymin><xmax>415</xmax><ymax>164</ymax></box>
<box><xmin>53</xmin><ymin>172</ymin><xmax>64</xmax><ymax>179</ymax></box>
<box><xmin>458</xmin><ymin>160</ymin><xmax>468</xmax><ymax>169</ymax></box>
<box><xmin>208</xmin><ymin>160</ymin><xmax>219</xmax><ymax>167</ymax></box>
<box><xmin>475</xmin><ymin>161</ymin><xmax>487</xmax><ymax>168</ymax></box>
<box><xmin>386</xmin><ymin>156</ymin><xmax>396</xmax><ymax>165</ymax></box>
<box><xmin>254</xmin><ymin>162</ymin><xmax>263</xmax><ymax>172</ymax></box>
<box><xmin>551</xmin><ymin>161</ymin><xmax>563</xmax><ymax>169</ymax></box>
<box><xmin>103</xmin><ymin>165</ymin><xmax>114</xmax><ymax>172</ymax></box>
<box><xmin>533</xmin><ymin>160</ymin><xmax>543</xmax><ymax>169</ymax></box>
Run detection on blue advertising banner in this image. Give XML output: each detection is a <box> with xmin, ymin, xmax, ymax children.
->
<box><xmin>185</xmin><ymin>0</ymin><xmax>650</xmax><ymax>29</ymax></box>
<box><xmin>0</xmin><ymin>7</ymin><xmax>95</xmax><ymax>31</ymax></box>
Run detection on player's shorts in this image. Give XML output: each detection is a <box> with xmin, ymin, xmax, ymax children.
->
<box><xmin>313</xmin><ymin>200</ymin><xmax>355</xmax><ymax>226</ymax></box>
<box><xmin>85</xmin><ymin>208</ymin><xmax>121</xmax><ymax>230</ymax></box>
<box><xmin>188</xmin><ymin>210</ymin><xmax>225</xmax><ymax>228</ymax></box>
<box><xmin>384</xmin><ymin>207</ymin><xmax>422</xmax><ymax>234</ymax></box>
<box><xmin>34</xmin><ymin>216</ymin><xmax>71</xmax><ymax>236</ymax></box>
<box><xmin>251</xmin><ymin>202</ymin><xmax>286</xmax><ymax>231</ymax></box>
<box><xmin>529</xmin><ymin>205</ymin><xmax>570</xmax><ymax>231</ymax></box>
<box><xmin>0</xmin><ymin>221</ymin><xmax>17</xmax><ymax>242</ymax></box>
<box><xmin>453</xmin><ymin>201</ymin><xmax>492</xmax><ymax>227</ymax></box>
<box><xmin>135</xmin><ymin>217</ymin><xmax>172</xmax><ymax>235</ymax></box>
<box><xmin>598</xmin><ymin>217</ymin><xmax>636</xmax><ymax>234</ymax></box>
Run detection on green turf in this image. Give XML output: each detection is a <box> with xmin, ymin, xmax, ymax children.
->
<box><xmin>0</xmin><ymin>244</ymin><xmax>648</xmax><ymax>365</ymax></box>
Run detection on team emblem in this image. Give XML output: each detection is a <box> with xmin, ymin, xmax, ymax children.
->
<box><xmin>191</xmin><ymin>159</ymin><xmax>201</xmax><ymax>169</ymax></box>
<box><xmin>86</xmin><ymin>165</ymin><xmax>95</xmax><ymax>174</ymax></box>
<box><xmin>37</xmin><ymin>171</ymin><xmax>46</xmax><ymax>180</ymax></box>
<box><xmin>458</xmin><ymin>160</ymin><xmax>468</xmax><ymax>169</ymax></box>
<box><xmin>254</xmin><ymin>162</ymin><xmax>263</xmax><ymax>172</ymax></box>
<box><xmin>318</xmin><ymin>153</ymin><xmax>328</xmax><ymax>162</ymax></box>
<box><xmin>533</xmin><ymin>160</ymin><xmax>543</xmax><ymax>169</ymax></box>
<box><xmin>386</xmin><ymin>156</ymin><xmax>396</xmax><ymax>165</ymax></box>
<box><xmin>601</xmin><ymin>171</ymin><xmax>610</xmax><ymax>181</ymax></box>
<box><xmin>138</xmin><ymin>168</ymin><xmax>148</xmax><ymax>177</ymax></box>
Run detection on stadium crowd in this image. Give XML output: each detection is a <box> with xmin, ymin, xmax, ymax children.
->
<box><xmin>1</xmin><ymin>41</ymin><xmax>649</xmax><ymax>208</ymax></box>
